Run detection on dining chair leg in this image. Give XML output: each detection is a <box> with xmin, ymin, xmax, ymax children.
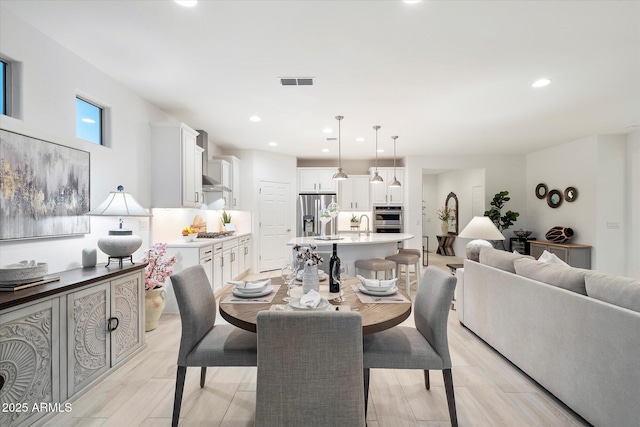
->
<box><xmin>443</xmin><ymin>368</ymin><xmax>458</xmax><ymax>427</ymax></box>
<box><xmin>172</xmin><ymin>366</ymin><xmax>187</xmax><ymax>427</ymax></box>
<box><xmin>424</xmin><ymin>369</ymin><xmax>430</xmax><ymax>390</ymax></box>
<box><xmin>364</xmin><ymin>368</ymin><xmax>370</xmax><ymax>416</ymax></box>
<box><xmin>200</xmin><ymin>367</ymin><xmax>207</xmax><ymax>388</ymax></box>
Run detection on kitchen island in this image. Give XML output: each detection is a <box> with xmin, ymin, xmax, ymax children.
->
<box><xmin>287</xmin><ymin>233</ymin><xmax>414</xmax><ymax>275</ymax></box>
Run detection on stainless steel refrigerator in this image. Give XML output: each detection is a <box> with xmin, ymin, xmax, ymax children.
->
<box><xmin>297</xmin><ymin>193</ymin><xmax>336</xmax><ymax>237</ymax></box>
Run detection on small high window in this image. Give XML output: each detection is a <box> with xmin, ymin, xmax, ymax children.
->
<box><xmin>1</xmin><ymin>60</ymin><xmax>7</xmax><ymax>116</ymax></box>
<box><xmin>76</xmin><ymin>96</ymin><xmax>103</xmax><ymax>145</ymax></box>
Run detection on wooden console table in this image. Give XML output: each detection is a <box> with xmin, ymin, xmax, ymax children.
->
<box><xmin>0</xmin><ymin>263</ymin><xmax>147</xmax><ymax>427</ymax></box>
<box><xmin>436</xmin><ymin>234</ymin><xmax>456</xmax><ymax>256</ymax></box>
<box><xmin>529</xmin><ymin>241</ymin><xmax>591</xmax><ymax>269</ymax></box>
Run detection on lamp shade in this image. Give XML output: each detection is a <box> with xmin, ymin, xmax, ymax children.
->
<box><xmin>86</xmin><ymin>186</ymin><xmax>151</xmax><ymax>217</ymax></box>
<box><xmin>458</xmin><ymin>216</ymin><xmax>505</xmax><ymax>241</ymax></box>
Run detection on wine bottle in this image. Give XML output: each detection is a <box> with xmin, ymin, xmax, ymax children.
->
<box><xmin>329</xmin><ymin>244</ymin><xmax>340</xmax><ymax>293</ymax></box>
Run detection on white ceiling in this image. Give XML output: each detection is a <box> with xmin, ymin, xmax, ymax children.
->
<box><xmin>3</xmin><ymin>0</ymin><xmax>639</xmax><ymax>160</ymax></box>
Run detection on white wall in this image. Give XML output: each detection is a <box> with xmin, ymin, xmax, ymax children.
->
<box><xmin>526</xmin><ymin>134</ymin><xmax>633</xmax><ymax>276</ymax></box>
<box><xmin>405</xmin><ymin>155</ymin><xmax>527</xmax><ymax>256</ymax></box>
<box><xmin>0</xmin><ymin>9</ymin><xmax>173</xmax><ymax>272</ymax></box>
<box><xmin>626</xmin><ymin>131</ymin><xmax>640</xmax><ymax>279</ymax></box>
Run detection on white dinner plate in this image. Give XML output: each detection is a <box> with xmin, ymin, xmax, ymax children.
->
<box><xmin>232</xmin><ymin>285</ymin><xmax>273</xmax><ymax>298</ymax></box>
<box><xmin>288</xmin><ymin>297</ymin><xmax>330</xmax><ymax>311</ymax></box>
<box><xmin>358</xmin><ymin>284</ymin><xmax>399</xmax><ymax>296</ymax></box>
<box><xmin>295</xmin><ymin>273</ymin><xmax>328</xmax><ymax>282</ymax></box>
<box><xmin>232</xmin><ymin>285</ymin><xmax>269</xmax><ymax>294</ymax></box>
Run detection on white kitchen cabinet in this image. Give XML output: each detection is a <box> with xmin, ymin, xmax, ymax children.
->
<box><xmin>222</xmin><ymin>238</ymin><xmax>239</xmax><ymax>284</ymax></box>
<box><xmin>369</xmin><ymin>167</ymin><xmax>404</xmax><ymax>205</ymax></box>
<box><xmin>298</xmin><ymin>168</ymin><xmax>337</xmax><ymax>193</ymax></box>
<box><xmin>238</xmin><ymin>235</ymin><xmax>252</xmax><ymax>276</ymax></box>
<box><xmin>164</xmin><ymin>244</ymin><xmax>214</xmax><ymax>313</ymax></box>
<box><xmin>151</xmin><ymin>122</ymin><xmax>203</xmax><ymax>208</ymax></box>
<box><xmin>340</xmin><ymin>175</ymin><xmax>370</xmax><ymax>210</ymax></box>
<box><xmin>67</xmin><ymin>272</ymin><xmax>143</xmax><ymax>398</ymax></box>
<box><xmin>209</xmin><ymin>159</ymin><xmax>231</xmax><ymax>208</ymax></box>
<box><xmin>243</xmin><ymin>235</ymin><xmax>252</xmax><ymax>275</ymax></box>
<box><xmin>213</xmin><ymin>242</ymin><xmax>223</xmax><ymax>291</ymax></box>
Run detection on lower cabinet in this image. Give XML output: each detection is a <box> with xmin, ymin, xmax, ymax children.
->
<box><xmin>0</xmin><ymin>299</ymin><xmax>60</xmax><ymax>427</ymax></box>
<box><xmin>0</xmin><ymin>268</ymin><xmax>144</xmax><ymax>427</ymax></box>
<box><xmin>529</xmin><ymin>240</ymin><xmax>591</xmax><ymax>269</ymax></box>
<box><xmin>67</xmin><ymin>272</ymin><xmax>143</xmax><ymax>398</ymax></box>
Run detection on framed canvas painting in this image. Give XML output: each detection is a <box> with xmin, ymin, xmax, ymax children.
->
<box><xmin>0</xmin><ymin>129</ymin><xmax>90</xmax><ymax>239</ymax></box>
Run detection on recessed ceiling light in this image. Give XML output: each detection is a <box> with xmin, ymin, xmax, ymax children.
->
<box><xmin>322</xmin><ymin>148</ymin><xmax>330</xmax><ymax>153</ymax></box>
<box><xmin>175</xmin><ymin>0</ymin><xmax>197</xmax><ymax>7</ymax></box>
<box><xmin>403</xmin><ymin>0</ymin><xmax>422</xmax><ymax>4</ymax></box>
<box><xmin>532</xmin><ymin>78</ymin><xmax>551</xmax><ymax>88</ymax></box>
<box><xmin>356</xmin><ymin>137</ymin><xmax>365</xmax><ymax>142</ymax></box>
<box><xmin>627</xmin><ymin>125</ymin><xmax>638</xmax><ymax>129</ymax></box>
<box><xmin>81</xmin><ymin>118</ymin><xmax>95</xmax><ymax>124</ymax></box>
<box><xmin>250</xmin><ymin>115</ymin><xmax>261</xmax><ymax>122</ymax></box>
<box><xmin>377</xmin><ymin>149</ymin><xmax>384</xmax><ymax>153</ymax></box>
<box><xmin>323</xmin><ymin>128</ymin><xmax>332</xmax><ymax>134</ymax></box>
<box><xmin>268</xmin><ymin>141</ymin><xmax>277</xmax><ymax>146</ymax></box>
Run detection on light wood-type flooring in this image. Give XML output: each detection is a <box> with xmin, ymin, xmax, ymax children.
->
<box><xmin>45</xmin><ymin>253</ymin><xmax>590</xmax><ymax>427</ymax></box>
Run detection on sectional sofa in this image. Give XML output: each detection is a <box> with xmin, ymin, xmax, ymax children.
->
<box><xmin>456</xmin><ymin>247</ymin><xmax>640</xmax><ymax>427</ymax></box>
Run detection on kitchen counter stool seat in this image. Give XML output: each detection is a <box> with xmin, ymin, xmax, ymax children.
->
<box><xmin>385</xmin><ymin>252</ymin><xmax>420</xmax><ymax>295</ymax></box>
<box><xmin>354</xmin><ymin>258</ymin><xmax>396</xmax><ymax>279</ymax></box>
<box><xmin>171</xmin><ymin>265</ymin><xmax>257</xmax><ymax>427</ymax></box>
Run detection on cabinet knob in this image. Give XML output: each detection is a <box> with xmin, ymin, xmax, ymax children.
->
<box><xmin>107</xmin><ymin>317</ymin><xmax>119</xmax><ymax>332</ymax></box>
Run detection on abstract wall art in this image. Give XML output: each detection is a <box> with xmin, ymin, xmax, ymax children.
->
<box><xmin>0</xmin><ymin>129</ymin><xmax>90</xmax><ymax>239</ymax></box>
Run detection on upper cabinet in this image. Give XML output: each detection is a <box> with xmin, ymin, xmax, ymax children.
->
<box><xmin>210</xmin><ymin>155</ymin><xmax>241</xmax><ymax>209</ymax></box>
<box><xmin>151</xmin><ymin>122</ymin><xmax>202</xmax><ymax>208</ymax></box>
<box><xmin>369</xmin><ymin>167</ymin><xmax>404</xmax><ymax>205</ymax></box>
<box><xmin>339</xmin><ymin>175</ymin><xmax>370</xmax><ymax>211</ymax></box>
<box><xmin>298</xmin><ymin>168</ymin><xmax>337</xmax><ymax>193</ymax></box>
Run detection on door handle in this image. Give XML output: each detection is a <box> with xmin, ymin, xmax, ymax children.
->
<box><xmin>286</xmin><ymin>228</ymin><xmax>291</xmax><ymax>232</ymax></box>
<box><xmin>107</xmin><ymin>317</ymin><xmax>119</xmax><ymax>332</ymax></box>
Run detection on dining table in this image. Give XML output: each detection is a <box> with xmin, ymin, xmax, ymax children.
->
<box><xmin>218</xmin><ymin>276</ymin><xmax>412</xmax><ymax>335</ymax></box>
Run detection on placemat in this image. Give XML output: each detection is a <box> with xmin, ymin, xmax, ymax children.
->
<box><xmin>351</xmin><ymin>285</ymin><xmax>411</xmax><ymax>304</ymax></box>
<box><xmin>220</xmin><ymin>285</ymin><xmax>281</xmax><ymax>304</ymax></box>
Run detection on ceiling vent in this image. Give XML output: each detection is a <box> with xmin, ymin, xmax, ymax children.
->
<box><xmin>280</xmin><ymin>77</ymin><xmax>314</xmax><ymax>86</ymax></box>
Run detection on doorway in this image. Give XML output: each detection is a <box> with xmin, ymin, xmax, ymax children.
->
<box><xmin>258</xmin><ymin>181</ymin><xmax>291</xmax><ymax>272</ymax></box>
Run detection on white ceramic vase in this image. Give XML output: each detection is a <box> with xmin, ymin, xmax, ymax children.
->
<box><xmin>302</xmin><ymin>264</ymin><xmax>319</xmax><ymax>293</ymax></box>
<box><xmin>441</xmin><ymin>221</ymin><xmax>449</xmax><ymax>235</ymax></box>
<box><xmin>145</xmin><ymin>287</ymin><xmax>166</xmax><ymax>332</ymax></box>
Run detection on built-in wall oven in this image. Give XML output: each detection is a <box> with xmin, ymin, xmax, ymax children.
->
<box><xmin>373</xmin><ymin>205</ymin><xmax>404</xmax><ymax>233</ymax></box>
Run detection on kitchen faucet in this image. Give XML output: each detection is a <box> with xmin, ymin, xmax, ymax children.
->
<box><xmin>359</xmin><ymin>214</ymin><xmax>370</xmax><ymax>235</ymax></box>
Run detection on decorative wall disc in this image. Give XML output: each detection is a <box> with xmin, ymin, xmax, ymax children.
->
<box><xmin>547</xmin><ymin>189</ymin><xmax>563</xmax><ymax>208</ymax></box>
<box><xmin>535</xmin><ymin>183</ymin><xmax>548</xmax><ymax>199</ymax></box>
<box><xmin>564</xmin><ymin>187</ymin><xmax>578</xmax><ymax>202</ymax></box>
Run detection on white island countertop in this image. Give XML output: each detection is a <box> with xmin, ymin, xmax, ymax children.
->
<box><xmin>287</xmin><ymin>233</ymin><xmax>414</xmax><ymax>246</ymax></box>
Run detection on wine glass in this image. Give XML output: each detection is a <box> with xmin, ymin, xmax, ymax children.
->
<box><xmin>319</xmin><ymin>209</ymin><xmax>332</xmax><ymax>237</ymax></box>
<box><xmin>332</xmin><ymin>262</ymin><xmax>348</xmax><ymax>303</ymax></box>
<box><xmin>280</xmin><ymin>262</ymin><xmax>299</xmax><ymax>302</ymax></box>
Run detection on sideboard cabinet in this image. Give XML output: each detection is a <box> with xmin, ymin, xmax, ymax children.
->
<box><xmin>0</xmin><ymin>264</ymin><xmax>145</xmax><ymax>427</ymax></box>
<box><xmin>529</xmin><ymin>240</ymin><xmax>591</xmax><ymax>269</ymax></box>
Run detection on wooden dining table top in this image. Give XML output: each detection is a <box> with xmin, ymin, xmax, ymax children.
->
<box><xmin>218</xmin><ymin>276</ymin><xmax>412</xmax><ymax>335</ymax></box>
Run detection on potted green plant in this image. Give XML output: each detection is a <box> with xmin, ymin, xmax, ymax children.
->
<box><xmin>220</xmin><ymin>210</ymin><xmax>234</xmax><ymax>231</ymax></box>
<box><xmin>436</xmin><ymin>206</ymin><xmax>455</xmax><ymax>235</ymax></box>
<box><xmin>350</xmin><ymin>214</ymin><xmax>360</xmax><ymax>229</ymax></box>
<box><xmin>484</xmin><ymin>191</ymin><xmax>520</xmax><ymax>249</ymax></box>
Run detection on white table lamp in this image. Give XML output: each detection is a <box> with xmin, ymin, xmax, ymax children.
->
<box><xmin>86</xmin><ymin>185</ymin><xmax>152</xmax><ymax>267</ymax></box>
<box><xmin>458</xmin><ymin>216</ymin><xmax>505</xmax><ymax>262</ymax></box>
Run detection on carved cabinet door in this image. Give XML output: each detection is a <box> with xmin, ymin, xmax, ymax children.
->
<box><xmin>0</xmin><ymin>299</ymin><xmax>60</xmax><ymax>427</ymax></box>
<box><xmin>110</xmin><ymin>273</ymin><xmax>143</xmax><ymax>366</ymax></box>
<box><xmin>67</xmin><ymin>283</ymin><xmax>110</xmax><ymax>398</ymax></box>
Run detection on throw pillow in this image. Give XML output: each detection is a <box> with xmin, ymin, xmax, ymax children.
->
<box><xmin>585</xmin><ymin>272</ymin><xmax>640</xmax><ymax>313</ymax></box>
<box><xmin>479</xmin><ymin>247</ymin><xmax>533</xmax><ymax>273</ymax></box>
<box><xmin>513</xmin><ymin>258</ymin><xmax>588</xmax><ymax>295</ymax></box>
<box><xmin>538</xmin><ymin>250</ymin><xmax>569</xmax><ymax>266</ymax></box>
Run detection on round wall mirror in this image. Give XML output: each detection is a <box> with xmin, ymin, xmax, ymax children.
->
<box><xmin>564</xmin><ymin>187</ymin><xmax>578</xmax><ymax>202</ymax></box>
<box><xmin>535</xmin><ymin>183</ymin><xmax>548</xmax><ymax>199</ymax></box>
<box><xmin>547</xmin><ymin>190</ymin><xmax>563</xmax><ymax>208</ymax></box>
<box><xmin>445</xmin><ymin>192</ymin><xmax>459</xmax><ymax>235</ymax></box>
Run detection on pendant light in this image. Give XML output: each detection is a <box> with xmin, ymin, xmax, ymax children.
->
<box><xmin>370</xmin><ymin>125</ymin><xmax>384</xmax><ymax>183</ymax></box>
<box><xmin>332</xmin><ymin>115</ymin><xmax>348</xmax><ymax>180</ymax></box>
<box><xmin>389</xmin><ymin>135</ymin><xmax>401</xmax><ymax>187</ymax></box>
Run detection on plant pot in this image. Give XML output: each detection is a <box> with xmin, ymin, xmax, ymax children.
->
<box><xmin>224</xmin><ymin>223</ymin><xmax>236</xmax><ymax>232</ymax></box>
<box><xmin>302</xmin><ymin>264</ymin><xmax>320</xmax><ymax>294</ymax></box>
<box><xmin>145</xmin><ymin>287</ymin><xmax>166</xmax><ymax>332</ymax></box>
<box><xmin>441</xmin><ymin>221</ymin><xmax>449</xmax><ymax>235</ymax></box>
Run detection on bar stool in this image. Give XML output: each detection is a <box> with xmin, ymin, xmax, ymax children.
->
<box><xmin>354</xmin><ymin>258</ymin><xmax>396</xmax><ymax>280</ymax></box>
<box><xmin>385</xmin><ymin>252</ymin><xmax>421</xmax><ymax>295</ymax></box>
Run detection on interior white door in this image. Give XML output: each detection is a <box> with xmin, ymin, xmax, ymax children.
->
<box><xmin>258</xmin><ymin>181</ymin><xmax>291</xmax><ymax>272</ymax></box>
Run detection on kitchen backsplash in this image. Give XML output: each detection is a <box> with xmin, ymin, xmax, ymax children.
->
<box><xmin>151</xmin><ymin>208</ymin><xmax>252</xmax><ymax>243</ymax></box>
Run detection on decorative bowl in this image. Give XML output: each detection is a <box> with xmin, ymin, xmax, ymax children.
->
<box><xmin>182</xmin><ymin>233</ymin><xmax>197</xmax><ymax>242</ymax></box>
<box><xmin>0</xmin><ymin>262</ymin><xmax>48</xmax><ymax>285</ymax></box>
<box><xmin>513</xmin><ymin>229</ymin><xmax>532</xmax><ymax>238</ymax></box>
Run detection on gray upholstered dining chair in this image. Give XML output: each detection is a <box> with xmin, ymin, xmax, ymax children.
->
<box><xmin>255</xmin><ymin>310</ymin><xmax>365</xmax><ymax>427</ymax></box>
<box><xmin>363</xmin><ymin>266</ymin><xmax>458</xmax><ymax>427</ymax></box>
<box><xmin>170</xmin><ymin>265</ymin><xmax>257</xmax><ymax>427</ymax></box>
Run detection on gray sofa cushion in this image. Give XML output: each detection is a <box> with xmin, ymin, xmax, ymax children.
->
<box><xmin>479</xmin><ymin>247</ymin><xmax>532</xmax><ymax>273</ymax></box>
<box><xmin>585</xmin><ymin>272</ymin><xmax>640</xmax><ymax>313</ymax></box>
<box><xmin>513</xmin><ymin>258</ymin><xmax>588</xmax><ymax>295</ymax></box>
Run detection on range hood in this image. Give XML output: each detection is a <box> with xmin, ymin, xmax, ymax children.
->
<box><xmin>196</xmin><ymin>130</ymin><xmax>231</xmax><ymax>192</ymax></box>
